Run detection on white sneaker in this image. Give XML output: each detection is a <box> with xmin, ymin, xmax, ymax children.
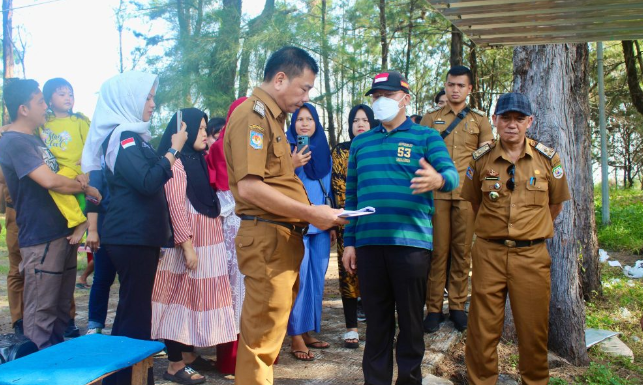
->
<box><xmin>86</xmin><ymin>327</ymin><xmax>102</xmax><ymax>335</ymax></box>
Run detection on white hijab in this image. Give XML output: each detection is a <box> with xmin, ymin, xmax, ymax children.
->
<box><xmin>81</xmin><ymin>71</ymin><xmax>159</xmax><ymax>173</ymax></box>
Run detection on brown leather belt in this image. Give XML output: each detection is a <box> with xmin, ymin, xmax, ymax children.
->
<box><xmin>239</xmin><ymin>215</ymin><xmax>308</xmax><ymax>236</ymax></box>
<box><xmin>481</xmin><ymin>238</ymin><xmax>545</xmax><ymax>248</ymax></box>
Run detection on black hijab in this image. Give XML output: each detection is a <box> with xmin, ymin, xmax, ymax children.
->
<box><xmin>157</xmin><ymin>108</ymin><xmax>220</xmax><ymax>218</ymax></box>
<box><xmin>336</xmin><ymin>104</ymin><xmax>377</xmax><ymax>151</ymax></box>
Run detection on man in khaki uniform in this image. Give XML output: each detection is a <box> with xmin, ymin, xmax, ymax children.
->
<box><xmin>461</xmin><ymin>93</ymin><xmax>570</xmax><ymax>384</ymax></box>
<box><xmin>224</xmin><ymin>46</ymin><xmax>346</xmax><ymax>385</ymax></box>
<box><xmin>420</xmin><ymin>66</ymin><xmax>493</xmax><ymax>332</ymax></box>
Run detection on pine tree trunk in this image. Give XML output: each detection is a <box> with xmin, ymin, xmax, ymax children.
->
<box><xmin>449</xmin><ymin>24</ymin><xmax>463</xmax><ymax>68</ymax></box>
<box><xmin>321</xmin><ymin>0</ymin><xmax>336</xmax><ymax>148</ymax></box>
<box><xmin>378</xmin><ymin>0</ymin><xmax>388</xmax><ymax>70</ymax></box>
<box><xmin>3</xmin><ymin>0</ymin><xmax>13</xmax><ymax>125</ymax></box>
<box><xmin>512</xmin><ymin>44</ymin><xmax>595</xmax><ymax>365</ymax></box>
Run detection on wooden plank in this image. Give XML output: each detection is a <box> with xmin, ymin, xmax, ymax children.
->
<box><xmin>437</xmin><ymin>2</ymin><xmax>643</xmax><ymax>17</ymax></box>
<box><xmin>429</xmin><ymin>0</ymin><xmax>639</xmax><ymax>10</ymax></box>
<box><xmin>130</xmin><ymin>356</ymin><xmax>154</xmax><ymax>385</ymax></box>
<box><xmin>454</xmin><ymin>12</ymin><xmax>643</xmax><ymax>29</ymax></box>
<box><xmin>467</xmin><ymin>23</ymin><xmax>643</xmax><ymax>40</ymax></box>
<box><xmin>475</xmin><ymin>33</ymin><xmax>643</xmax><ymax>47</ymax></box>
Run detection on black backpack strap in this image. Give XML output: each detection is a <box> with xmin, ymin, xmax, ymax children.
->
<box><xmin>440</xmin><ymin>106</ymin><xmax>470</xmax><ymax>139</ymax></box>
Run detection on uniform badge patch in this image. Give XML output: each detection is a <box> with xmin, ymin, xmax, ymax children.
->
<box><xmin>249</xmin><ymin>130</ymin><xmax>263</xmax><ymax>150</ymax></box>
<box><xmin>253</xmin><ymin>101</ymin><xmax>265</xmax><ymax>118</ymax></box>
<box><xmin>535</xmin><ymin>142</ymin><xmax>556</xmax><ymax>159</ymax></box>
<box><xmin>472</xmin><ymin>143</ymin><xmax>492</xmax><ymax>160</ymax></box>
<box><xmin>466</xmin><ymin>166</ymin><xmax>474</xmax><ymax>180</ymax></box>
<box><xmin>434</xmin><ymin>120</ymin><xmax>445</xmax><ymax>124</ymax></box>
<box><xmin>553</xmin><ymin>164</ymin><xmax>564</xmax><ymax>179</ymax></box>
<box><xmin>121</xmin><ymin>137</ymin><xmax>135</xmax><ymax>149</ymax></box>
<box><xmin>249</xmin><ymin>124</ymin><xmax>264</xmax><ymax>132</ymax></box>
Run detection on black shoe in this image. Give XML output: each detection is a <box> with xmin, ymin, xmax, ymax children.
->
<box><xmin>449</xmin><ymin>310</ymin><xmax>468</xmax><ymax>332</ymax></box>
<box><xmin>423</xmin><ymin>312</ymin><xmax>445</xmax><ymax>334</ymax></box>
<box><xmin>64</xmin><ymin>320</ymin><xmax>80</xmax><ymax>338</ymax></box>
<box><xmin>13</xmin><ymin>319</ymin><xmax>23</xmax><ymax>336</ymax></box>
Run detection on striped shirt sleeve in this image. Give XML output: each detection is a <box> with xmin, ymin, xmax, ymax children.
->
<box><xmin>164</xmin><ymin>159</ymin><xmax>193</xmax><ymax>245</ymax></box>
<box><xmin>425</xmin><ymin>131</ymin><xmax>459</xmax><ymax>192</ymax></box>
<box><xmin>343</xmin><ymin>143</ymin><xmax>358</xmax><ymax>247</ymax></box>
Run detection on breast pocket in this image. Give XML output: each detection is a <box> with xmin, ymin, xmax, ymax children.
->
<box><xmin>268</xmin><ymin>139</ymin><xmax>288</xmax><ymax>176</ymax></box>
<box><xmin>464</xmin><ymin>122</ymin><xmax>481</xmax><ymax>149</ymax></box>
<box><xmin>525</xmin><ymin>180</ymin><xmax>549</xmax><ymax>206</ymax></box>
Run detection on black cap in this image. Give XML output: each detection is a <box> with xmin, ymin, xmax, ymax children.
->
<box><xmin>365</xmin><ymin>71</ymin><xmax>410</xmax><ymax>96</ymax></box>
<box><xmin>494</xmin><ymin>92</ymin><xmax>532</xmax><ymax>116</ymax></box>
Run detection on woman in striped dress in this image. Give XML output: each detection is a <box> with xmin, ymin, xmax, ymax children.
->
<box><xmin>152</xmin><ymin>108</ymin><xmax>236</xmax><ymax>384</ymax></box>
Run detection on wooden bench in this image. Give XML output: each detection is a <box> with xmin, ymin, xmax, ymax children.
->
<box><xmin>0</xmin><ymin>334</ymin><xmax>164</xmax><ymax>385</ymax></box>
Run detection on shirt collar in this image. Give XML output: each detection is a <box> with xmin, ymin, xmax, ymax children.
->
<box><xmin>252</xmin><ymin>87</ymin><xmax>285</xmax><ymax>120</ymax></box>
<box><xmin>375</xmin><ymin>117</ymin><xmax>413</xmax><ymax>134</ymax></box>
<box><xmin>491</xmin><ymin>137</ymin><xmax>532</xmax><ymax>162</ymax></box>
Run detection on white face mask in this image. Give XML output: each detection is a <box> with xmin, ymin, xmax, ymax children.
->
<box><xmin>372</xmin><ymin>95</ymin><xmax>406</xmax><ymax>123</ymax></box>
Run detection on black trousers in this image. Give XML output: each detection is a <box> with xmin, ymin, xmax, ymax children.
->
<box><xmin>102</xmin><ymin>244</ymin><xmax>160</xmax><ymax>385</ymax></box>
<box><xmin>357</xmin><ymin>245</ymin><xmax>431</xmax><ymax>385</ymax></box>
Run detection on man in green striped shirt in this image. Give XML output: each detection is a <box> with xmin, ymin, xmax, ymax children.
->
<box><xmin>342</xmin><ymin>71</ymin><xmax>458</xmax><ymax>385</ymax></box>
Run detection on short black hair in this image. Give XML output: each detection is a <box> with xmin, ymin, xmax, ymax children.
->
<box><xmin>5</xmin><ymin>79</ymin><xmax>40</xmax><ymax>122</ymax></box>
<box><xmin>42</xmin><ymin>77</ymin><xmax>73</xmax><ymax>107</ymax></box>
<box><xmin>206</xmin><ymin>117</ymin><xmax>226</xmax><ymax>137</ymax></box>
<box><xmin>410</xmin><ymin>114</ymin><xmax>422</xmax><ymax>124</ymax></box>
<box><xmin>263</xmin><ymin>46</ymin><xmax>319</xmax><ymax>82</ymax></box>
<box><xmin>434</xmin><ymin>89</ymin><xmax>446</xmax><ymax>104</ymax></box>
<box><xmin>446</xmin><ymin>65</ymin><xmax>473</xmax><ymax>85</ymax></box>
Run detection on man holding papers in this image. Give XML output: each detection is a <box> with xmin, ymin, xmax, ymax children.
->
<box><xmin>342</xmin><ymin>71</ymin><xmax>458</xmax><ymax>385</ymax></box>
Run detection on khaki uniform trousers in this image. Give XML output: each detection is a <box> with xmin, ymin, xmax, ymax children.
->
<box><xmin>466</xmin><ymin>238</ymin><xmax>551</xmax><ymax>385</ymax></box>
<box><xmin>426</xmin><ymin>199</ymin><xmax>474</xmax><ymax>312</ymax></box>
<box><xmin>6</xmin><ymin>207</ymin><xmax>23</xmax><ymax>324</ymax></box>
<box><xmin>234</xmin><ymin>220</ymin><xmax>304</xmax><ymax>385</ymax></box>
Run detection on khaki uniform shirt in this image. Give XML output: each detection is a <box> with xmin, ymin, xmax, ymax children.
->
<box><xmin>461</xmin><ymin>138</ymin><xmax>571</xmax><ymax>240</ymax></box>
<box><xmin>224</xmin><ymin>87</ymin><xmax>309</xmax><ymax>224</ymax></box>
<box><xmin>421</xmin><ymin>104</ymin><xmax>493</xmax><ymax>200</ymax></box>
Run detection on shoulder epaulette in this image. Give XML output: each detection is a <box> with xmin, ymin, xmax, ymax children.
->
<box><xmin>472</xmin><ymin>142</ymin><xmax>493</xmax><ymax>161</ymax></box>
<box><xmin>252</xmin><ymin>100</ymin><xmax>266</xmax><ymax>118</ymax></box>
<box><xmin>531</xmin><ymin>140</ymin><xmax>556</xmax><ymax>159</ymax></box>
<box><xmin>470</xmin><ymin>107</ymin><xmax>486</xmax><ymax>117</ymax></box>
<box><xmin>425</xmin><ymin>106</ymin><xmax>442</xmax><ymax>114</ymax></box>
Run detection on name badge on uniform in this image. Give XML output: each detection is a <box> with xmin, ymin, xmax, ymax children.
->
<box><xmin>434</xmin><ymin>120</ymin><xmax>445</xmax><ymax>125</ymax></box>
<box><xmin>249</xmin><ymin>130</ymin><xmax>263</xmax><ymax>150</ymax></box>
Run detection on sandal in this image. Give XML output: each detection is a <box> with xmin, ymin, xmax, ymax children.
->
<box><xmin>185</xmin><ymin>355</ymin><xmax>216</xmax><ymax>371</ymax></box>
<box><xmin>343</xmin><ymin>331</ymin><xmax>359</xmax><ymax>349</ymax></box>
<box><xmin>163</xmin><ymin>366</ymin><xmax>206</xmax><ymax>385</ymax></box>
<box><xmin>290</xmin><ymin>350</ymin><xmax>314</xmax><ymax>361</ymax></box>
<box><xmin>305</xmin><ymin>340</ymin><xmax>330</xmax><ymax>349</ymax></box>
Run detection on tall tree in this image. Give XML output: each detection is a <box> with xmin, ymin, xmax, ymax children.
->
<box><xmin>449</xmin><ymin>24</ymin><xmax>462</xmax><ymax>67</ymax></box>
<box><xmin>321</xmin><ymin>0</ymin><xmax>337</xmax><ymax>148</ymax></box>
<box><xmin>377</xmin><ymin>0</ymin><xmax>388</xmax><ymax>70</ymax></box>
<box><xmin>622</xmin><ymin>40</ymin><xmax>643</xmax><ymax>116</ymax></box>
<box><xmin>513</xmin><ymin>44</ymin><xmax>594</xmax><ymax>365</ymax></box>
<box><xmin>3</xmin><ymin>0</ymin><xmax>13</xmax><ymax>125</ymax></box>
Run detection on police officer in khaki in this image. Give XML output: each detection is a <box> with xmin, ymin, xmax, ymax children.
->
<box><xmin>461</xmin><ymin>93</ymin><xmax>570</xmax><ymax>384</ymax></box>
<box><xmin>420</xmin><ymin>66</ymin><xmax>493</xmax><ymax>332</ymax></box>
<box><xmin>224</xmin><ymin>46</ymin><xmax>347</xmax><ymax>385</ymax></box>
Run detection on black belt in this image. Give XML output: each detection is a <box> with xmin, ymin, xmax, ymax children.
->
<box><xmin>481</xmin><ymin>238</ymin><xmax>545</xmax><ymax>248</ymax></box>
<box><xmin>239</xmin><ymin>215</ymin><xmax>308</xmax><ymax>236</ymax></box>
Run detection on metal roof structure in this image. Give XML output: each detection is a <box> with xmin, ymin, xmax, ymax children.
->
<box><xmin>427</xmin><ymin>0</ymin><xmax>643</xmax><ymax>47</ymax></box>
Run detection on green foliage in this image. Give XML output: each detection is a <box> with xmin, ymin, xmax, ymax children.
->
<box><xmin>575</xmin><ymin>363</ymin><xmax>633</xmax><ymax>385</ymax></box>
<box><xmin>595</xmin><ymin>187</ymin><xmax>643</xmax><ymax>254</ymax></box>
<box><xmin>549</xmin><ymin>378</ymin><xmax>568</xmax><ymax>385</ymax></box>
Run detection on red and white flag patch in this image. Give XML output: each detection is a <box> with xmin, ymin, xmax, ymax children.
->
<box><xmin>121</xmin><ymin>137</ymin><xmax>135</xmax><ymax>149</ymax></box>
<box><xmin>373</xmin><ymin>73</ymin><xmax>389</xmax><ymax>83</ymax></box>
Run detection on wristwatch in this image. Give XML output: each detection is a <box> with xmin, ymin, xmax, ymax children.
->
<box><xmin>167</xmin><ymin>148</ymin><xmax>180</xmax><ymax>158</ymax></box>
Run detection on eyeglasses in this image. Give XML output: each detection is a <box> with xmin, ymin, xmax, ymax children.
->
<box><xmin>507</xmin><ymin>164</ymin><xmax>515</xmax><ymax>191</ymax></box>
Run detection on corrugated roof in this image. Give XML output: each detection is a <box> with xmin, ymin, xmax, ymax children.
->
<box><xmin>427</xmin><ymin>0</ymin><xmax>643</xmax><ymax>46</ymax></box>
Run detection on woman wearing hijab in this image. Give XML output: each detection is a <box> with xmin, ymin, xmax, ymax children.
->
<box><xmin>285</xmin><ymin>103</ymin><xmax>335</xmax><ymax>361</ymax></box>
<box><xmin>331</xmin><ymin>104</ymin><xmax>376</xmax><ymax>349</ymax></box>
<box><xmin>81</xmin><ymin>71</ymin><xmax>187</xmax><ymax>385</ymax></box>
<box><xmin>153</xmin><ymin>108</ymin><xmax>236</xmax><ymax>385</ymax></box>
<box><xmin>205</xmin><ymin>97</ymin><xmax>247</xmax><ymax>375</ymax></box>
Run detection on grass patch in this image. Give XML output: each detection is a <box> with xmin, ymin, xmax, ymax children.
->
<box><xmin>595</xmin><ymin>188</ymin><xmax>643</xmax><ymax>254</ymax></box>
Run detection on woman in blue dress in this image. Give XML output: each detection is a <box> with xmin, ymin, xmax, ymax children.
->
<box><xmin>286</xmin><ymin>103</ymin><xmax>335</xmax><ymax>361</ymax></box>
